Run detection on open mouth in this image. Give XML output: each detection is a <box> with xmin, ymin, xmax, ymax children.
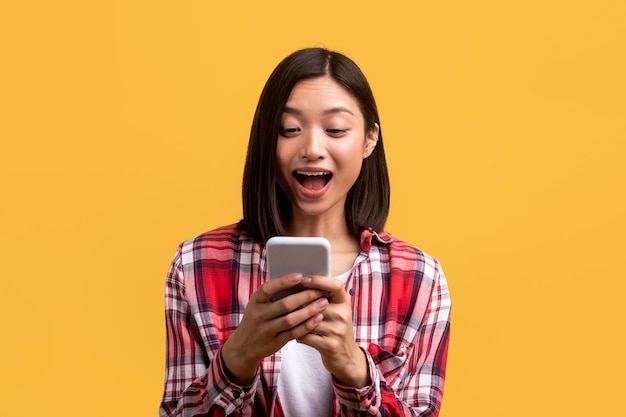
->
<box><xmin>293</xmin><ymin>170</ymin><xmax>333</xmax><ymax>191</ymax></box>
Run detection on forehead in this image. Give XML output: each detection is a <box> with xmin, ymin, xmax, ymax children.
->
<box><xmin>284</xmin><ymin>76</ymin><xmax>361</xmax><ymax>116</ymax></box>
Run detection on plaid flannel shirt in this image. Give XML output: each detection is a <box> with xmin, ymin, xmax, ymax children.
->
<box><xmin>160</xmin><ymin>223</ymin><xmax>451</xmax><ymax>416</ymax></box>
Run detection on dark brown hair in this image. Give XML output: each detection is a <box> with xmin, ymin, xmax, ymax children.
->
<box><xmin>241</xmin><ymin>47</ymin><xmax>390</xmax><ymax>242</ymax></box>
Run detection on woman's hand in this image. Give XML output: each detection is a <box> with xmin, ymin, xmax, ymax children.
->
<box><xmin>298</xmin><ymin>276</ymin><xmax>371</xmax><ymax>388</ymax></box>
<box><xmin>221</xmin><ymin>273</ymin><xmax>329</xmax><ymax>385</ymax></box>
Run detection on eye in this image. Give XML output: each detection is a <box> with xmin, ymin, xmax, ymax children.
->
<box><xmin>279</xmin><ymin>127</ymin><xmax>300</xmax><ymax>137</ymax></box>
<box><xmin>326</xmin><ymin>128</ymin><xmax>348</xmax><ymax>137</ymax></box>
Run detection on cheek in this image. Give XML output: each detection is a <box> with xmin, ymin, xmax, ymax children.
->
<box><xmin>275</xmin><ymin>142</ymin><xmax>290</xmax><ymax>169</ymax></box>
<box><xmin>334</xmin><ymin>140</ymin><xmax>366</xmax><ymax>168</ymax></box>
<box><xmin>348</xmin><ymin>148</ymin><xmax>367</xmax><ymax>182</ymax></box>
<box><xmin>275</xmin><ymin>143</ymin><xmax>294</xmax><ymax>185</ymax></box>
<box><xmin>334</xmin><ymin>156</ymin><xmax>364</xmax><ymax>187</ymax></box>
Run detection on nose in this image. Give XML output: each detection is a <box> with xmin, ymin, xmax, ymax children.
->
<box><xmin>301</xmin><ymin>128</ymin><xmax>325</xmax><ymax>160</ymax></box>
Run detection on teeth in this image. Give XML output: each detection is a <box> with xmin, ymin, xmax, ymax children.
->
<box><xmin>296</xmin><ymin>170</ymin><xmax>331</xmax><ymax>176</ymax></box>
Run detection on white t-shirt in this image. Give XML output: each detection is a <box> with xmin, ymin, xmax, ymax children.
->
<box><xmin>277</xmin><ymin>270</ymin><xmax>352</xmax><ymax>417</ymax></box>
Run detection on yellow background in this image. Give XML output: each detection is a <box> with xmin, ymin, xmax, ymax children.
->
<box><xmin>1</xmin><ymin>1</ymin><xmax>624</xmax><ymax>415</ymax></box>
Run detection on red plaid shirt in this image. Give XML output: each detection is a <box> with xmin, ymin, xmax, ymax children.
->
<box><xmin>160</xmin><ymin>224</ymin><xmax>451</xmax><ymax>417</ymax></box>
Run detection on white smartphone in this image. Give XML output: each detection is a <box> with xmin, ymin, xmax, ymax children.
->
<box><xmin>266</xmin><ymin>236</ymin><xmax>331</xmax><ymax>301</ymax></box>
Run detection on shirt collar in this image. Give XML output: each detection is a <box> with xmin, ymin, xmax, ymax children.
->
<box><xmin>359</xmin><ymin>228</ymin><xmax>394</xmax><ymax>253</ymax></box>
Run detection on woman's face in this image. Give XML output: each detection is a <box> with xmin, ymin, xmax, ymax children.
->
<box><xmin>276</xmin><ymin>76</ymin><xmax>378</xmax><ymax>222</ymax></box>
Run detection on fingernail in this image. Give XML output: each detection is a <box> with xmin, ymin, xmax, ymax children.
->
<box><xmin>301</xmin><ymin>276</ymin><xmax>312</xmax><ymax>284</ymax></box>
<box><xmin>317</xmin><ymin>298</ymin><xmax>329</xmax><ymax>308</ymax></box>
<box><xmin>289</xmin><ymin>273</ymin><xmax>303</xmax><ymax>283</ymax></box>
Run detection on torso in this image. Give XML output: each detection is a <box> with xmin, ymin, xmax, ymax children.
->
<box><xmin>171</xmin><ymin>224</ymin><xmax>446</xmax><ymax>415</ymax></box>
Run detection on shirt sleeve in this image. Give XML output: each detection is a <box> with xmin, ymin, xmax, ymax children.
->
<box><xmin>334</xmin><ymin>259</ymin><xmax>451</xmax><ymax>417</ymax></box>
<box><xmin>159</xmin><ymin>247</ymin><xmax>259</xmax><ymax>417</ymax></box>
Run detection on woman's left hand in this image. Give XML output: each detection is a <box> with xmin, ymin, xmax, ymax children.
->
<box><xmin>298</xmin><ymin>276</ymin><xmax>370</xmax><ymax>388</ymax></box>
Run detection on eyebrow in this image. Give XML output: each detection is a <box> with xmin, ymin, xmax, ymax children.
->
<box><xmin>283</xmin><ymin>106</ymin><xmax>355</xmax><ymax>116</ymax></box>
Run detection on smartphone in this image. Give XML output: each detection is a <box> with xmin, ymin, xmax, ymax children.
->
<box><xmin>266</xmin><ymin>236</ymin><xmax>331</xmax><ymax>301</ymax></box>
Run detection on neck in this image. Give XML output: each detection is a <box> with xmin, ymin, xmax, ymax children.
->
<box><xmin>286</xmin><ymin>214</ymin><xmax>359</xmax><ymax>253</ymax></box>
<box><xmin>287</xmin><ymin>214</ymin><xmax>361</xmax><ymax>276</ymax></box>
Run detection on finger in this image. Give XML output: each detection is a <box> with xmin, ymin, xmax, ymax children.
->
<box><xmin>267</xmin><ymin>288</ymin><xmax>328</xmax><ymax>318</ymax></box>
<box><xmin>254</xmin><ymin>273</ymin><xmax>304</xmax><ymax>303</ymax></box>
<box><xmin>295</xmin><ymin>327</ymin><xmax>335</xmax><ymax>351</ymax></box>
<box><xmin>273</xmin><ymin>297</ymin><xmax>329</xmax><ymax>340</ymax></box>
<box><xmin>300</xmin><ymin>276</ymin><xmax>348</xmax><ymax>303</ymax></box>
<box><xmin>277</xmin><ymin>313</ymin><xmax>325</xmax><ymax>346</ymax></box>
<box><xmin>296</xmin><ymin>332</ymin><xmax>324</xmax><ymax>346</ymax></box>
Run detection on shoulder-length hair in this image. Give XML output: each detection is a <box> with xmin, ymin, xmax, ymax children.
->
<box><xmin>241</xmin><ymin>47</ymin><xmax>390</xmax><ymax>242</ymax></box>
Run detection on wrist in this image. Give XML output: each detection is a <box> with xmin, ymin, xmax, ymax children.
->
<box><xmin>332</xmin><ymin>348</ymin><xmax>370</xmax><ymax>388</ymax></box>
<box><xmin>222</xmin><ymin>339</ymin><xmax>259</xmax><ymax>386</ymax></box>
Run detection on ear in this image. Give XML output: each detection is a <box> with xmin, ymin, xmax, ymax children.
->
<box><xmin>363</xmin><ymin>123</ymin><xmax>379</xmax><ymax>159</ymax></box>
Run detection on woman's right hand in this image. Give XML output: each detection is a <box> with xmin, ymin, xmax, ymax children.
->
<box><xmin>221</xmin><ymin>273</ymin><xmax>329</xmax><ymax>385</ymax></box>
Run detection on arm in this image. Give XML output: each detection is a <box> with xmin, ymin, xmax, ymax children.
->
<box><xmin>373</xmin><ymin>260</ymin><xmax>451</xmax><ymax>416</ymax></box>
<box><xmin>159</xmin><ymin>247</ymin><xmax>258</xmax><ymax>417</ymax></box>
<box><xmin>369</xmin><ymin>273</ymin><xmax>450</xmax><ymax>417</ymax></box>
<box><xmin>328</xmin><ymin>259</ymin><xmax>451</xmax><ymax>416</ymax></box>
<box><xmin>160</xmin><ymin>247</ymin><xmax>331</xmax><ymax>416</ymax></box>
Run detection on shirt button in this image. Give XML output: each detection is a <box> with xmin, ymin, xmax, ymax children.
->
<box><xmin>349</xmin><ymin>289</ymin><xmax>355</xmax><ymax>296</ymax></box>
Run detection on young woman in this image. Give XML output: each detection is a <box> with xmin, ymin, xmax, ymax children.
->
<box><xmin>160</xmin><ymin>48</ymin><xmax>451</xmax><ymax>417</ymax></box>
